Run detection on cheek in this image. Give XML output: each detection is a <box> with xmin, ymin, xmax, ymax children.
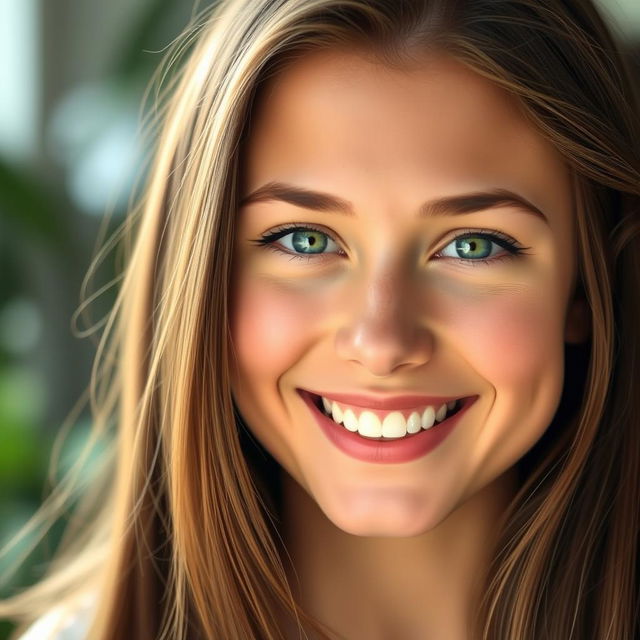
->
<box><xmin>229</xmin><ymin>276</ymin><xmax>324</xmax><ymax>380</ymax></box>
<box><xmin>441</xmin><ymin>290</ymin><xmax>565</xmax><ymax>388</ymax></box>
<box><xmin>438</xmin><ymin>289</ymin><xmax>567</xmax><ymax>475</ymax></box>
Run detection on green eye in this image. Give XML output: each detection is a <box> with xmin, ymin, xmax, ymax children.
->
<box><xmin>289</xmin><ymin>229</ymin><xmax>334</xmax><ymax>254</ymax></box>
<box><xmin>433</xmin><ymin>231</ymin><xmax>527</xmax><ymax>266</ymax></box>
<box><xmin>441</xmin><ymin>235</ymin><xmax>498</xmax><ymax>260</ymax></box>
<box><xmin>252</xmin><ymin>225</ymin><xmax>528</xmax><ymax>266</ymax></box>
<box><xmin>252</xmin><ymin>225</ymin><xmax>343</xmax><ymax>262</ymax></box>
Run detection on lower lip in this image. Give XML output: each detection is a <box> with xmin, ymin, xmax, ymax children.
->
<box><xmin>298</xmin><ymin>390</ymin><xmax>477</xmax><ymax>464</ymax></box>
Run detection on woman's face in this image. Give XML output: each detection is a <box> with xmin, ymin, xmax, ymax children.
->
<box><xmin>229</xmin><ymin>49</ymin><xmax>586</xmax><ymax>536</ymax></box>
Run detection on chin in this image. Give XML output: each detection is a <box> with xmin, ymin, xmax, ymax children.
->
<box><xmin>336</xmin><ymin>520</ymin><xmax>439</xmax><ymax>539</ymax></box>
<box><xmin>325</xmin><ymin>504</ymin><xmax>444</xmax><ymax>538</ymax></box>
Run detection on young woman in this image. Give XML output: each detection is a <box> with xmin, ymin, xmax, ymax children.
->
<box><xmin>2</xmin><ymin>0</ymin><xmax>639</xmax><ymax>638</ymax></box>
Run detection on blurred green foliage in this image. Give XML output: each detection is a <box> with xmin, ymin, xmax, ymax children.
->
<box><xmin>0</xmin><ymin>1</ymin><xmax>212</xmax><ymax>638</ymax></box>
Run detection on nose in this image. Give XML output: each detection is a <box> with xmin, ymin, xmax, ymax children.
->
<box><xmin>334</xmin><ymin>269</ymin><xmax>434</xmax><ymax>377</ymax></box>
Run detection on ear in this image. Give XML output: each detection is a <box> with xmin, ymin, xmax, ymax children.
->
<box><xmin>564</xmin><ymin>295</ymin><xmax>591</xmax><ymax>344</ymax></box>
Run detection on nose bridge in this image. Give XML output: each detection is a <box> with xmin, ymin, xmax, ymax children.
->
<box><xmin>334</xmin><ymin>259</ymin><xmax>434</xmax><ymax>376</ymax></box>
<box><xmin>368</xmin><ymin>266</ymin><xmax>396</xmax><ymax>313</ymax></box>
<box><xmin>369</xmin><ymin>265</ymin><xmax>414</xmax><ymax>323</ymax></box>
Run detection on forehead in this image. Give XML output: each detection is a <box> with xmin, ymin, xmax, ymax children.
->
<box><xmin>243</xmin><ymin>48</ymin><xmax>571</xmax><ymax>221</ymax></box>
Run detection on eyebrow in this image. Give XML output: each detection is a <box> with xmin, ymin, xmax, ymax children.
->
<box><xmin>239</xmin><ymin>180</ymin><xmax>548</xmax><ymax>223</ymax></box>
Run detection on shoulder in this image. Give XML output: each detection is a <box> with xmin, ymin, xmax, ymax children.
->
<box><xmin>17</xmin><ymin>593</ymin><xmax>96</xmax><ymax>640</ymax></box>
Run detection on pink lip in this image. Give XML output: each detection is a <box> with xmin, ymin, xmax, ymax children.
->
<box><xmin>298</xmin><ymin>389</ymin><xmax>477</xmax><ymax>464</ymax></box>
<box><xmin>301</xmin><ymin>389</ymin><xmax>465</xmax><ymax>411</ymax></box>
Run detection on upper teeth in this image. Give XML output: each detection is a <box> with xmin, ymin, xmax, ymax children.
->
<box><xmin>320</xmin><ymin>396</ymin><xmax>458</xmax><ymax>439</ymax></box>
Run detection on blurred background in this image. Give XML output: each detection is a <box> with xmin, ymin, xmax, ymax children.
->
<box><xmin>0</xmin><ymin>0</ymin><xmax>638</xmax><ymax>638</ymax></box>
<box><xmin>0</xmin><ymin>1</ymin><xmax>215</xmax><ymax>637</ymax></box>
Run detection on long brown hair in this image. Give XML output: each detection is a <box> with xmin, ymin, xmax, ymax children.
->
<box><xmin>1</xmin><ymin>0</ymin><xmax>639</xmax><ymax>638</ymax></box>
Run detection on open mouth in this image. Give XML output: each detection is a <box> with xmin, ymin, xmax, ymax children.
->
<box><xmin>297</xmin><ymin>389</ymin><xmax>477</xmax><ymax>463</ymax></box>
<box><xmin>304</xmin><ymin>390</ymin><xmax>468</xmax><ymax>441</ymax></box>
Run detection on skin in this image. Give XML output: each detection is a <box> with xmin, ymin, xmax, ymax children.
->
<box><xmin>229</xmin><ymin>49</ymin><xmax>590</xmax><ymax>640</ymax></box>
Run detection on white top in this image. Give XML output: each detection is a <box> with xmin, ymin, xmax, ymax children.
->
<box><xmin>18</xmin><ymin>594</ymin><xmax>95</xmax><ymax>640</ymax></box>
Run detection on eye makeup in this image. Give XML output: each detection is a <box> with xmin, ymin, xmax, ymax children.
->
<box><xmin>249</xmin><ymin>223</ymin><xmax>532</xmax><ymax>268</ymax></box>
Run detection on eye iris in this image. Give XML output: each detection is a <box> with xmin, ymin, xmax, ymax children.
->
<box><xmin>292</xmin><ymin>230</ymin><xmax>327</xmax><ymax>253</ymax></box>
<box><xmin>456</xmin><ymin>236</ymin><xmax>490</xmax><ymax>259</ymax></box>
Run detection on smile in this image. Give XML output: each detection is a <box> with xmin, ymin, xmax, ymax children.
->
<box><xmin>316</xmin><ymin>394</ymin><xmax>463</xmax><ymax>440</ymax></box>
<box><xmin>297</xmin><ymin>389</ymin><xmax>477</xmax><ymax>464</ymax></box>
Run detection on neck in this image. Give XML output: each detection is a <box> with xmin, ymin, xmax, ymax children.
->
<box><xmin>280</xmin><ymin>466</ymin><xmax>518</xmax><ymax>640</ymax></box>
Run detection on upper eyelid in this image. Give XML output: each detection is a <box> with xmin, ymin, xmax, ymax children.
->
<box><xmin>255</xmin><ymin>223</ymin><xmax>522</xmax><ymax>250</ymax></box>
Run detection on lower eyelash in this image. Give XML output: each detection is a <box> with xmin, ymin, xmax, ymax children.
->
<box><xmin>251</xmin><ymin>225</ymin><xmax>530</xmax><ymax>265</ymax></box>
<box><xmin>453</xmin><ymin>252</ymin><xmax>518</xmax><ymax>268</ymax></box>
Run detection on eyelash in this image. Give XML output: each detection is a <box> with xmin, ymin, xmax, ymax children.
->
<box><xmin>250</xmin><ymin>223</ymin><xmax>531</xmax><ymax>267</ymax></box>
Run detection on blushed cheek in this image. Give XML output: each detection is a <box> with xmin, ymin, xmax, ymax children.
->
<box><xmin>229</xmin><ymin>276</ymin><xmax>327</xmax><ymax>382</ymax></box>
<box><xmin>444</xmin><ymin>293</ymin><xmax>564</xmax><ymax>389</ymax></box>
